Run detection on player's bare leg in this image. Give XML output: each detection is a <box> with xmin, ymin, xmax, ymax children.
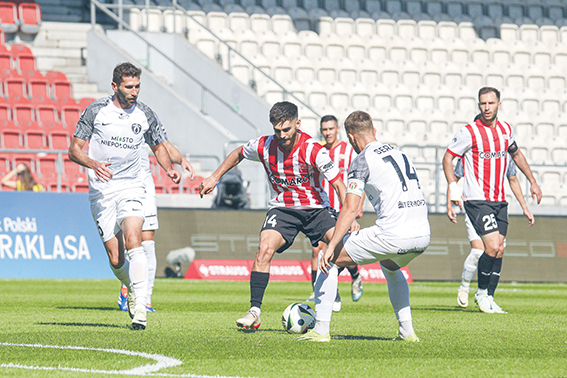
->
<box><xmin>237</xmin><ymin>230</ymin><xmax>286</xmax><ymax>329</ymax></box>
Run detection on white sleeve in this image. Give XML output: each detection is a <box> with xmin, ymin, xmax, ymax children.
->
<box><xmin>241</xmin><ymin>137</ymin><xmax>261</xmax><ymax>162</ymax></box>
<box><xmin>315</xmin><ymin>147</ymin><xmax>340</xmax><ymax>183</ymax></box>
<box><xmin>447</xmin><ymin>127</ymin><xmax>472</xmax><ymax>157</ymax></box>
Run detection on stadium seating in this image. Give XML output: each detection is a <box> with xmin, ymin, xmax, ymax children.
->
<box><xmin>0</xmin><ymin>2</ymin><xmax>18</xmax><ymax>34</ymax></box>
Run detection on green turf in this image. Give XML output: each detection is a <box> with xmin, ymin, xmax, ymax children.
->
<box><xmin>0</xmin><ymin>279</ymin><xmax>566</xmax><ymax>377</ymax></box>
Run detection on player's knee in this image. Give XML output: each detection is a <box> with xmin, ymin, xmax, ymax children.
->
<box><xmin>123</xmin><ymin>233</ymin><xmax>142</xmax><ymax>250</ymax></box>
<box><xmin>256</xmin><ymin>244</ymin><xmax>275</xmax><ymax>264</ymax></box>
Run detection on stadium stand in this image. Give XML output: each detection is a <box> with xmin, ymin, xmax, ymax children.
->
<box><xmin>2</xmin><ymin>0</ymin><xmax>566</xmax><ymax>209</ymax></box>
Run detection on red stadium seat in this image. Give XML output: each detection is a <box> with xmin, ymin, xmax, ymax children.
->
<box><xmin>62</xmin><ymin>154</ymin><xmax>84</xmax><ymax>179</ymax></box>
<box><xmin>60</xmin><ymin>104</ymin><xmax>81</xmax><ymax>128</ymax></box>
<box><xmin>55</xmin><ymin>96</ymin><xmax>79</xmax><ymax>110</ymax></box>
<box><xmin>46</xmin><ymin>70</ymin><xmax>72</xmax><ymax>98</ymax></box>
<box><xmin>36</xmin><ymin>103</ymin><xmax>59</xmax><ymax>125</ymax></box>
<box><xmin>0</xmin><ymin>26</ymin><xmax>5</xmax><ymax>44</ymax></box>
<box><xmin>21</xmin><ymin>121</ymin><xmax>48</xmax><ymax>149</ymax></box>
<box><xmin>0</xmin><ymin>2</ymin><xmax>18</xmax><ymax>34</ymax></box>
<box><xmin>72</xmin><ymin>177</ymin><xmax>89</xmax><ymax>192</ymax></box>
<box><xmin>0</xmin><ymin>44</ymin><xmax>11</xmax><ymax>71</ymax></box>
<box><xmin>48</xmin><ymin>126</ymin><xmax>70</xmax><ymax>150</ymax></box>
<box><xmin>4</xmin><ymin>75</ymin><xmax>26</xmax><ymax>97</ymax></box>
<box><xmin>10</xmin><ymin>44</ymin><xmax>35</xmax><ymax>72</ymax></box>
<box><xmin>18</xmin><ymin>3</ymin><xmax>41</xmax><ymax>35</ymax></box>
<box><xmin>0</xmin><ymin>120</ymin><xmax>23</xmax><ymax>149</ymax></box>
<box><xmin>46</xmin><ymin>179</ymin><xmax>71</xmax><ymax>192</ymax></box>
<box><xmin>0</xmin><ymin>97</ymin><xmax>10</xmax><ymax>120</ymax></box>
<box><xmin>28</xmin><ymin>76</ymin><xmax>50</xmax><ymax>99</ymax></box>
<box><xmin>11</xmin><ymin>100</ymin><xmax>34</xmax><ymax>124</ymax></box>
<box><xmin>36</xmin><ymin>153</ymin><xmax>58</xmax><ymax>180</ymax></box>
<box><xmin>0</xmin><ymin>153</ymin><xmax>12</xmax><ymax>180</ymax></box>
<box><xmin>79</xmin><ymin>97</ymin><xmax>96</xmax><ymax>110</ymax></box>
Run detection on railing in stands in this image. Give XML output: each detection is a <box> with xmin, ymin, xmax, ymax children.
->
<box><xmin>90</xmin><ymin>0</ymin><xmax>322</xmax><ymax>123</ymax></box>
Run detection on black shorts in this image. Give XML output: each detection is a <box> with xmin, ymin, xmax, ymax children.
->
<box><xmin>260</xmin><ymin>207</ymin><xmax>338</xmax><ymax>253</ymax></box>
<box><xmin>464</xmin><ymin>200</ymin><xmax>508</xmax><ymax>237</ymax></box>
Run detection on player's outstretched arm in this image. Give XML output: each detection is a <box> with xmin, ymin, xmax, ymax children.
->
<box><xmin>152</xmin><ymin>142</ymin><xmax>181</xmax><ymax>184</ymax></box>
<box><xmin>508</xmin><ymin>175</ymin><xmax>535</xmax><ymax>226</ymax></box>
<box><xmin>199</xmin><ymin>146</ymin><xmax>244</xmax><ymax>198</ymax></box>
<box><xmin>164</xmin><ymin>140</ymin><xmax>194</xmax><ymax>179</ymax></box>
<box><xmin>330</xmin><ymin>178</ymin><xmax>360</xmax><ymax>232</ymax></box>
<box><xmin>321</xmin><ymin>192</ymin><xmax>360</xmax><ymax>275</ymax></box>
<box><xmin>442</xmin><ymin>151</ymin><xmax>462</xmax><ymax>209</ymax></box>
<box><xmin>68</xmin><ymin>136</ymin><xmax>113</xmax><ymax>182</ymax></box>
<box><xmin>510</xmin><ymin>149</ymin><xmax>542</xmax><ymax>204</ymax></box>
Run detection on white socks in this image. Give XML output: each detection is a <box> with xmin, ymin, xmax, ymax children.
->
<box><xmin>313</xmin><ymin>252</ymin><xmax>338</xmax><ymax>335</ymax></box>
<box><xmin>143</xmin><ymin>240</ymin><xmax>156</xmax><ymax>306</ymax></box>
<box><xmin>460</xmin><ymin>248</ymin><xmax>484</xmax><ymax>290</ymax></box>
<box><xmin>382</xmin><ymin>266</ymin><xmax>414</xmax><ymax>339</ymax></box>
<box><xmin>111</xmin><ymin>259</ymin><xmax>130</xmax><ymax>287</ymax></box>
<box><xmin>127</xmin><ymin>246</ymin><xmax>148</xmax><ymax>312</ymax></box>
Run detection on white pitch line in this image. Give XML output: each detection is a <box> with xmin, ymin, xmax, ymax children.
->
<box><xmin>0</xmin><ymin>342</ymin><xmax>247</xmax><ymax>378</ymax></box>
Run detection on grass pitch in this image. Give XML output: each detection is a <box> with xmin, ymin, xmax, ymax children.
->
<box><xmin>0</xmin><ymin>279</ymin><xmax>566</xmax><ymax>377</ymax></box>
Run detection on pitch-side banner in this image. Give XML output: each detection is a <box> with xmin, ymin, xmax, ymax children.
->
<box><xmin>0</xmin><ymin>192</ymin><xmax>112</xmax><ymax>278</ymax></box>
<box><xmin>184</xmin><ymin>259</ymin><xmax>413</xmax><ymax>283</ymax></box>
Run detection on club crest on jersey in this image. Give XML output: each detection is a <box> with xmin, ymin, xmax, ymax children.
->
<box><xmin>131</xmin><ymin>123</ymin><xmax>142</xmax><ymax>134</ymax></box>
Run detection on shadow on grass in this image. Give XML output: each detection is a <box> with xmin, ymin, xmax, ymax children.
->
<box><xmin>237</xmin><ymin>328</ymin><xmax>285</xmax><ymax>334</ymax></box>
<box><xmin>333</xmin><ymin>334</ymin><xmax>392</xmax><ymax>341</ymax></box>
<box><xmin>57</xmin><ymin>306</ymin><xmax>120</xmax><ymax>312</ymax></box>
<box><xmin>37</xmin><ymin>322</ymin><xmax>126</xmax><ymax>329</ymax></box>
<box><xmin>413</xmin><ymin>305</ymin><xmax>476</xmax><ymax>312</ymax></box>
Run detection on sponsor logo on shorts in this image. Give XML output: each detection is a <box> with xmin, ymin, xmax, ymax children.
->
<box><xmin>398</xmin><ymin>199</ymin><xmax>426</xmax><ymax>208</ymax></box>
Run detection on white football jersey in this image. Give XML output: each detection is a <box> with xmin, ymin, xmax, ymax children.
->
<box><xmin>346</xmin><ymin>141</ymin><xmax>430</xmax><ymax>239</ymax></box>
<box><xmin>74</xmin><ymin>96</ymin><xmax>166</xmax><ymax>198</ymax></box>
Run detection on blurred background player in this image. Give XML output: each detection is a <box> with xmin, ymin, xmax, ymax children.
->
<box><xmin>443</xmin><ymin>87</ymin><xmax>542</xmax><ymax>314</ymax></box>
<box><xmin>308</xmin><ymin>115</ymin><xmax>364</xmax><ymax>310</ymax></box>
<box><xmin>199</xmin><ymin>101</ymin><xmax>358</xmax><ymax>330</ymax></box>
<box><xmin>448</xmin><ymin>155</ymin><xmax>534</xmax><ymax>309</ymax></box>
<box><xmin>297</xmin><ymin>111</ymin><xmax>430</xmax><ymax>342</ymax></box>
<box><xmin>69</xmin><ymin>62</ymin><xmax>181</xmax><ymax>330</ymax></box>
<box><xmin>1</xmin><ymin>163</ymin><xmax>44</xmax><ymax>191</ymax></box>
<box><xmin>118</xmin><ymin>135</ymin><xmax>194</xmax><ymax>313</ymax></box>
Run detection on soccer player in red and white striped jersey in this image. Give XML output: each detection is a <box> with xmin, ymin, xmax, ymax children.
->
<box><xmin>310</xmin><ymin>115</ymin><xmax>363</xmax><ymax>306</ymax></box>
<box><xmin>443</xmin><ymin>87</ymin><xmax>542</xmax><ymax>314</ymax></box>
<box><xmin>199</xmin><ymin>102</ymin><xmax>359</xmax><ymax>329</ymax></box>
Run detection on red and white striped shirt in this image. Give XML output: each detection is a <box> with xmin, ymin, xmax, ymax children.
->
<box><xmin>447</xmin><ymin>118</ymin><xmax>515</xmax><ymax>202</ymax></box>
<box><xmin>241</xmin><ymin>131</ymin><xmax>340</xmax><ymax>209</ymax></box>
<box><xmin>321</xmin><ymin>141</ymin><xmax>356</xmax><ymax>211</ymax></box>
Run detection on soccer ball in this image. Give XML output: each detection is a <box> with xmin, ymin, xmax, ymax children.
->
<box><xmin>281</xmin><ymin>302</ymin><xmax>316</xmax><ymax>334</ymax></box>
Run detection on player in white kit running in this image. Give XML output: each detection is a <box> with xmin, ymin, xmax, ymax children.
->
<box><xmin>296</xmin><ymin>110</ymin><xmax>430</xmax><ymax>342</ymax></box>
<box><xmin>68</xmin><ymin>62</ymin><xmax>181</xmax><ymax>330</ymax></box>
<box><xmin>118</xmin><ymin>130</ymin><xmax>194</xmax><ymax>313</ymax></box>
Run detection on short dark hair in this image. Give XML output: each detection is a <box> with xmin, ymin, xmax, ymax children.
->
<box><xmin>478</xmin><ymin>87</ymin><xmax>500</xmax><ymax>101</ymax></box>
<box><xmin>320</xmin><ymin>115</ymin><xmax>338</xmax><ymax>126</ymax></box>
<box><xmin>113</xmin><ymin>62</ymin><xmax>142</xmax><ymax>86</ymax></box>
<box><xmin>344</xmin><ymin>111</ymin><xmax>373</xmax><ymax>135</ymax></box>
<box><xmin>269</xmin><ymin>101</ymin><xmax>298</xmax><ymax>126</ymax></box>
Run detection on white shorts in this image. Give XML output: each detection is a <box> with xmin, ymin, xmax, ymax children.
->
<box><xmin>142</xmin><ymin>173</ymin><xmax>159</xmax><ymax>231</ymax></box>
<box><xmin>343</xmin><ymin>225</ymin><xmax>430</xmax><ymax>268</ymax></box>
<box><xmin>465</xmin><ymin>213</ymin><xmax>506</xmax><ymax>247</ymax></box>
<box><xmin>90</xmin><ymin>187</ymin><xmax>145</xmax><ymax>243</ymax></box>
<box><xmin>464</xmin><ymin>213</ymin><xmax>481</xmax><ymax>242</ymax></box>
